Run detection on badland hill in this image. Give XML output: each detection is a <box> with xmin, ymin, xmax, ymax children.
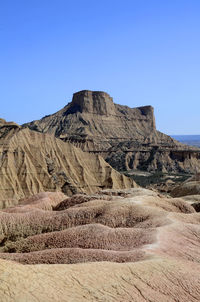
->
<box><xmin>0</xmin><ymin>119</ymin><xmax>135</xmax><ymax>208</ymax></box>
<box><xmin>24</xmin><ymin>90</ymin><xmax>200</xmax><ymax>173</ymax></box>
<box><xmin>1</xmin><ymin>181</ymin><xmax>200</xmax><ymax>301</ymax></box>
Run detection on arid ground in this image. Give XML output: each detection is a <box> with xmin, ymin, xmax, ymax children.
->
<box><xmin>0</xmin><ymin>180</ymin><xmax>200</xmax><ymax>301</ymax></box>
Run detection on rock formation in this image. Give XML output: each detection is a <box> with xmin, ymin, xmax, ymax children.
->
<box><xmin>24</xmin><ymin>90</ymin><xmax>200</xmax><ymax>173</ymax></box>
<box><xmin>171</xmin><ymin>173</ymin><xmax>200</xmax><ymax>198</ymax></box>
<box><xmin>0</xmin><ymin>119</ymin><xmax>135</xmax><ymax>208</ymax></box>
<box><xmin>1</xmin><ymin>92</ymin><xmax>200</xmax><ymax>301</ymax></box>
<box><xmin>0</xmin><ymin>188</ymin><xmax>200</xmax><ymax>301</ymax></box>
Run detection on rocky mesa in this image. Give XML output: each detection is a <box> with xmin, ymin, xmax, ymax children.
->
<box><xmin>24</xmin><ymin>90</ymin><xmax>200</xmax><ymax>174</ymax></box>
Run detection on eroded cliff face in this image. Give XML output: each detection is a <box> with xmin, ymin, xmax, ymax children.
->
<box><xmin>24</xmin><ymin>90</ymin><xmax>200</xmax><ymax>173</ymax></box>
<box><xmin>0</xmin><ymin>119</ymin><xmax>136</xmax><ymax>208</ymax></box>
<box><xmin>25</xmin><ymin>90</ymin><xmax>156</xmax><ymax>143</ymax></box>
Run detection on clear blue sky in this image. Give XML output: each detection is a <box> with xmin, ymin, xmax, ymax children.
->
<box><xmin>0</xmin><ymin>0</ymin><xmax>200</xmax><ymax>134</ymax></box>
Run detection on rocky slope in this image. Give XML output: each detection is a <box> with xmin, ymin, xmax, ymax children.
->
<box><xmin>171</xmin><ymin>173</ymin><xmax>200</xmax><ymax>197</ymax></box>
<box><xmin>0</xmin><ymin>119</ymin><xmax>135</xmax><ymax>208</ymax></box>
<box><xmin>0</xmin><ymin>188</ymin><xmax>200</xmax><ymax>301</ymax></box>
<box><xmin>24</xmin><ymin>90</ymin><xmax>200</xmax><ymax>173</ymax></box>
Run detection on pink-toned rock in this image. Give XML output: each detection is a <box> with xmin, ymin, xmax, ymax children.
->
<box><xmin>0</xmin><ymin>189</ymin><xmax>200</xmax><ymax>301</ymax></box>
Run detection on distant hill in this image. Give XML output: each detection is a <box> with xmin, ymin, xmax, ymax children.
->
<box><xmin>172</xmin><ymin>135</ymin><xmax>200</xmax><ymax>147</ymax></box>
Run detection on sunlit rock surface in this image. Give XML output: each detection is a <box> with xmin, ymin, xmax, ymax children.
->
<box><xmin>24</xmin><ymin>90</ymin><xmax>200</xmax><ymax>173</ymax></box>
<box><xmin>0</xmin><ymin>119</ymin><xmax>135</xmax><ymax>208</ymax></box>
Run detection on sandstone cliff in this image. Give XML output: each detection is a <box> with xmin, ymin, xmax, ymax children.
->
<box><xmin>0</xmin><ymin>119</ymin><xmax>135</xmax><ymax>207</ymax></box>
<box><xmin>24</xmin><ymin>90</ymin><xmax>200</xmax><ymax>173</ymax></box>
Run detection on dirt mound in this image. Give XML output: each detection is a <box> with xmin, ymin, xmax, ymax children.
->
<box><xmin>52</xmin><ymin>194</ymin><xmax>113</xmax><ymax>210</ymax></box>
<box><xmin>4</xmin><ymin>223</ymin><xmax>155</xmax><ymax>253</ymax></box>
<box><xmin>0</xmin><ymin>189</ymin><xmax>200</xmax><ymax>301</ymax></box>
<box><xmin>0</xmin><ymin>195</ymin><xmax>168</xmax><ymax>244</ymax></box>
<box><xmin>0</xmin><ymin>248</ymin><xmax>147</xmax><ymax>264</ymax></box>
<box><xmin>3</xmin><ymin>192</ymin><xmax>66</xmax><ymax>213</ymax></box>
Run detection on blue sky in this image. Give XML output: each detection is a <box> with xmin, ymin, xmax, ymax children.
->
<box><xmin>0</xmin><ymin>0</ymin><xmax>200</xmax><ymax>134</ymax></box>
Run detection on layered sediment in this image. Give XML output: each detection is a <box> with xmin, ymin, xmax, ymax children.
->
<box><xmin>0</xmin><ymin>119</ymin><xmax>135</xmax><ymax>207</ymax></box>
<box><xmin>24</xmin><ymin>90</ymin><xmax>200</xmax><ymax>173</ymax></box>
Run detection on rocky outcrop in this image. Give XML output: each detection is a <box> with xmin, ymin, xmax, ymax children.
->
<box><xmin>24</xmin><ymin>90</ymin><xmax>200</xmax><ymax>173</ymax></box>
<box><xmin>0</xmin><ymin>119</ymin><xmax>136</xmax><ymax>208</ymax></box>
<box><xmin>171</xmin><ymin>181</ymin><xmax>200</xmax><ymax>197</ymax></box>
<box><xmin>171</xmin><ymin>174</ymin><xmax>200</xmax><ymax>197</ymax></box>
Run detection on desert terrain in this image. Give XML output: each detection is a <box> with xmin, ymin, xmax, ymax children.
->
<box><xmin>0</xmin><ymin>175</ymin><xmax>200</xmax><ymax>301</ymax></box>
<box><xmin>0</xmin><ymin>92</ymin><xmax>200</xmax><ymax>301</ymax></box>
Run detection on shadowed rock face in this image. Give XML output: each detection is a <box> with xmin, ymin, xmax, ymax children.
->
<box><xmin>0</xmin><ymin>120</ymin><xmax>136</xmax><ymax>208</ymax></box>
<box><xmin>24</xmin><ymin>90</ymin><xmax>200</xmax><ymax>173</ymax></box>
<box><xmin>171</xmin><ymin>173</ymin><xmax>200</xmax><ymax>197</ymax></box>
<box><xmin>0</xmin><ymin>189</ymin><xmax>200</xmax><ymax>301</ymax></box>
<box><xmin>69</xmin><ymin>90</ymin><xmax>116</xmax><ymax>115</ymax></box>
<box><xmin>170</xmin><ymin>174</ymin><xmax>200</xmax><ymax>212</ymax></box>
